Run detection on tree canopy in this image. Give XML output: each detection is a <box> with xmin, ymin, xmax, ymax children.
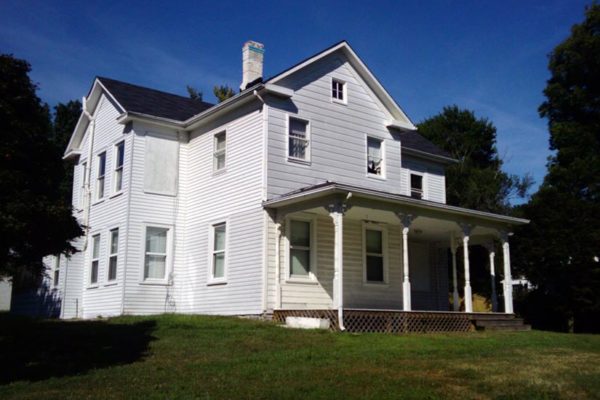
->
<box><xmin>0</xmin><ymin>54</ymin><xmax>82</xmax><ymax>286</ymax></box>
<box><xmin>512</xmin><ymin>4</ymin><xmax>600</xmax><ymax>333</ymax></box>
<box><xmin>213</xmin><ymin>85</ymin><xmax>235</xmax><ymax>103</ymax></box>
<box><xmin>53</xmin><ymin>100</ymin><xmax>82</xmax><ymax>204</ymax></box>
<box><xmin>418</xmin><ymin>105</ymin><xmax>531</xmax><ymax>213</ymax></box>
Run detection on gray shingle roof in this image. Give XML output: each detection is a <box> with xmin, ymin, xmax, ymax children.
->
<box><xmin>98</xmin><ymin>77</ymin><xmax>214</xmax><ymax>121</ymax></box>
<box><xmin>399</xmin><ymin>130</ymin><xmax>453</xmax><ymax>160</ymax></box>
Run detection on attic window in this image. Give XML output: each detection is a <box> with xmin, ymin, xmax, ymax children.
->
<box><xmin>332</xmin><ymin>79</ymin><xmax>346</xmax><ymax>103</ymax></box>
<box><xmin>410</xmin><ymin>173</ymin><xmax>423</xmax><ymax>199</ymax></box>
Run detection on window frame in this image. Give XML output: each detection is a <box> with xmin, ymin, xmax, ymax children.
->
<box><xmin>141</xmin><ymin>224</ymin><xmax>173</xmax><ymax>285</ymax></box>
<box><xmin>208</xmin><ymin>221</ymin><xmax>228</xmax><ymax>285</ymax></box>
<box><xmin>112</xmin><ymin>141</ymin><xmax>125</xmax><ymax>194</ymax></box>
<box><xmin>53</xmin><ymin>256</ymin><xmax>60</xmax><ymax>288</ymax></box>
<box><xmin>362</xmin><ymin>223</ymin><xmax>389</xmax><ymax>285</ymax></box>
<box><xmin>79</xmin><ymin>161</ymin><xmax>88</xmax><ymax>210</ymax></box>
<box><xmin>409</xmin><ymin>171</ymin><xmax>426</xmax><ymax>200</ymax></box>
<box><xmin>285</xmin><ymin>215</ymin><xmax>318</xmax><ymax>282</ymax></box>
<box><xmin>213</xmin><ymin>131</ymin><xmax>227</xmax><ymax>173</ymax></box>
<box><xmin>366</xmin><ymin>136</ymin><xmax>386</xmax><ymax>179</ymax></box>
<box><xmin>331</xmin><ymin>77</ymin><xmax>347</xmax><ymax>104</ymax></box>
<box><xmin>107</xmin><ymin>227</ymin><xmax>119</xmax><ymax>283</ymax></box>
<box><xmin>96</xmin><ymin>151</ymin><xmax>107</xmax><ymax>201</ymax></box>
<box><xmin>286</xmin><ymin>115</ymin><xmax>311</xmax><ymax>164</ymax></box>
<box><xmin>90</xmin><ymin>233</ymin><xmax>101</xmax><ymax>287</ymax></box>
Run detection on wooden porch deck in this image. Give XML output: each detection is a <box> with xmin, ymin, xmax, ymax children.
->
<box><xmin>273</xmin><ymin>309</ymin><xmax>524</xmax><ymax>333</ymax></box>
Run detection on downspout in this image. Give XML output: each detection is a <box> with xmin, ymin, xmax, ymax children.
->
<box><xmin>81</xmin><ymin>96</ymin><xmax>96</xmax><ymax>250</ymax></box>
<box><xmin>274</xmin><ymin>222</ymin><xmax>282</xmax><ymax>309</ymax></box>
<box><xmin>120</xmin><ymin>129</ymin><xmax>135</xmax><ymax>315</ymax></box>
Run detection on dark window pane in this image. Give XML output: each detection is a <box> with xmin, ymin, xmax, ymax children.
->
<box><xmin>366</xmin><ymin>256</ymin><xmax>384</xmax><ymax>282</ymax></box>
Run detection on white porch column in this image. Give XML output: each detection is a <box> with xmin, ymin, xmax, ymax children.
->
<box><xmin>327</xmin><ymin>201</ymin><xmax>349</xmax><ymax>330</ymax></box>
<box><xmin>485</xmin><ymin>242</ymin><xmax>498</xmax><ymax>312</ymax></box>
<box><xmin>501</xmin><ymin>233</ymin><xmax>514</xmax><ymax>314</ymax></box>
<box><xmin>397</xmin><ymin>213</ymin><xmax>414</xmax><ymax>311</ymax></box>
<box><xmin>450</xmin><ymin>235</ymin><xmax>460</xmax><ymax>311</ymax></box>
<box><xmin>461</xmin><ymin>224</ymin><xmax>473</xmax><ymax>313</ymax></box>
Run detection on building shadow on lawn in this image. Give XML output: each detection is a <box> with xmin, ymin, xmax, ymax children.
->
<box><xmin>0</xmin><ymin>314</ymin><xmax>156</xmax><ymax>384</ymax></box>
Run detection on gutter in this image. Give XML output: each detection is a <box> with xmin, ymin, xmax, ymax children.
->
<box><xmin>401</xmin><ymin>147</ymin><xmax>458</xmax><ymax>165</ymax></box>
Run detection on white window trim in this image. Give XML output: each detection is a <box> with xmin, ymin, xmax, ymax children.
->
<box><xmin>140</xmin><ymin>223</ymin><xmax>173</xmax><ymax>285</ymax></box>
<box><xmin>79</xmin><ymin>161</ymin><xmax>88</xmax><ymax>211</ymax></box>
<box><xmin>331</xmin><ymin>77</ymin><xmax>347</xmax><ymax>104</ymax></box>
<box><xmin>89</xmin><ymin>233</ymin><xmax>101</xmax><ymax>288</ymax></box>
<box><xmin>409</xmin><ymin>170</ymin><xmax>427</xmax><ymax>200</ymax></box>
<box><xmin>106</xmin><ymin>227</ymin><xmax>119</xmax><ymax>283</ymax></box>
<box><xmin>213</xmin><ymin>131</ymin><xmax>227</xmax><ymax>174</ymax></box>
<box><xmin>286</xmin><ymin>114</ymin><xmax>311</xmax><ymax>165</ymax></box>
<box><xmin>285</xmin><ymin>215</ymin><xmax>318</xmax><ymax>283</ymax></box>
<box><xmin>112</xmin><ymin>141</ymin><xmax>125</xmax><ymax>196</ymax></box>
<box><xmin>207</xmin><ymin>219</ymin><xmax>229</xmax><ymax>285</ymax></box>
<box><xmin>95</xmin><ymin>151</ymin><xmax>107</xmax><ymax>202</ymax></box>
<box><xmin>366</xmin><ymin>135</ymin><xmax>386</xmax><ymax>180</ymax></box>
<box><xmin>362</xmin><ymin>222</ymin><xmax>389</xmax><ymax>285</ymax></box>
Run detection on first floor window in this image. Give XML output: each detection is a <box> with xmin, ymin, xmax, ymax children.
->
<box><xmin>410</xmin><ymin>173</ymin><xmax>423</xmax><ymax>199</ymax></box>
<box><xmin>211</xmin><ymin>223</ymin><xmax>227</xmax><ymax>280</ymax></box>
<box><xmin>53</xmin><ymin>256</ymin><xmax>60</xmax><ymax>287</ymax></box>
<box><xmin>288</xmin><ymin>117</ymin><xmax>309</xmax><ymax>161</ymax></box>
<box><xmin>91</xmin><ymin>234</ymin><xmax>100</xmax><ymax>284</ymax></box>
<box><xmin>213</xmin><ymin>132</ymin><xmax>226</xmax><ymax>171</ymax></box>
<box><xmin>97</xmin><ymin>152</ymin><xmax>106</xmax><ymax>199</ymax></box>
<box><xmin>290</xmin><ymin>220</ymin><xmax>311</xmax><ymax>277</ymax></box>
<box><xmin>365</xmin><ymin>228</ymin><xmax>384</xmax><ymax>282</ymax></box>
<box><xmin>114</xmin><ymin>141</ymin><xmax>124</xmax><ymax>192</ymax></box>
<box><xmin>144</xmin><ymin>227</ymin><xmax>168</xmax><ymax>280</ymax></box>
<box><xmin>108</xmin><ymin>228</ymin><xmax>119</xmax><ymax>281</ymax></box>
<box><xmin>367</xmin><ymin>137</ymin><xmax>383</xmax><ymax>176</ymax></box>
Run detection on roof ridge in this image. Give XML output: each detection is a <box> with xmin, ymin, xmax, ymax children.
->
<box><xmin>96</xmin><ymin>76</ymin><xmax>214</xmax><ymax>107</ymax></box>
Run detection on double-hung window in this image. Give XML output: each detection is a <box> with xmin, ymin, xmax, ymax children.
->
<box><xmin>289</xmin><ymin>220</ymin><xmax>312</xmax><ymax>278</ymax></box>
<box><xmin>108</xmin><ymin>228</ymin><xmax>119</xmax><ymax>281</ymax></box>
<box><xmin>332</xmin><ymin>78</ymin><xmax>346</xmax><ymax>103</ymax></box>
<box><xmin>213</xmin><ymin>132</ymin><xmax>226</xmax><ymax>172</ymax></box>
<box><xmin>96</xmin><ymin>152</ymin><xmax>106</xmax><ymax>200</ymax></box>
<box><xmin>288</xmin><ymin>117</ymin><xmax>310</xmax><ymax>161</ymax></box>
<box><xmin>113</xmin><ymin>142</ymin><xmax>124</xmax><ymax>192</ymax></box>
<box><xmin>210</xmin><ymin>223</ymin><xmax>227</xmax><ymax>282</ymax></box>
<box><xmin>80</xmin><ymin>161</ymin><xmax>88</xmax><ymax>209</ymax></box>
<box><xmin>365</xmin><ymin>227</ymin><xmax>385</xmax><ymax>283</ymax></box>
<box><xmin>90</xmin><ymin>234</ymin><xmax>100</xmax><ymax>285</ymax></box>
<box><xmin>367</xmin><ymin>137</ymin><xmax>384</xmax><ymax>176</ymax></box>
<box><xmin>410</xmin><ymin>173</ymin><xmax>424</xmax><ymax>199</ymax></box>
<box><xmin>144</xmin><ymin>227</ymin><xmax>169</xmax><ymax>281</ymax></box>
<box><xmin>53</xmin><ymin>256</ymin><xmax>60</xmax><ymax>287</ymax></box>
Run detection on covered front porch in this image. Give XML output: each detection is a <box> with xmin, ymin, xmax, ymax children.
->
<box><xmin>264</xmin><ymin>182</ymin><xmax>529</xmax><ymax>332</ymax></box>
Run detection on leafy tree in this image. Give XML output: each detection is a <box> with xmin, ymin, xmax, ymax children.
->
<box><xmin>213</xmin><ymin>85</ymin><xmax>235</xmax><ymax>103</ymax></box>
<box><xmin>186</xmin><ymin>85</ymin><xmax>203</xmax><ymax>102</ymax></box>
<box><xmin>0</xmin><ymin>54</ymin><xmax>82</xmax><ymax>287</ymax></box>
<box><xmin>418</xmin><ymin>105</ymin><xmax>532</xmax><ymax>213</ymax></box>
<box><xmin>512</xmin><ymin>4</ymin><xmax>600</xmax><ymax>333</ymax></box>
<box><xmin>53</xmin><ymin>100</ymin><xmax>82</xmax><ymax>204</ymax></box>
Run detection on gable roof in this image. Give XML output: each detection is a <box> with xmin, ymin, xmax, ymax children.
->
<box><xmin>97</xmin><ymin>77</ymin><xmax>214</xmax><ymax>121</ymax></box>
<box><xmin>399</xmin><ymin>130</ymin><xmax>453</xmax><ymax>161</ymax></box>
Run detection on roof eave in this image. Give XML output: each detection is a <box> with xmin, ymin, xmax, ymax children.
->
<box><xmin>263</xmin><ymin>183</ymin><xmax>529</xmax><ymax>226</ymax></box>
<box><xmin>401</xmin><ymin>147</ymin><xmax>458</xmax><ymax>164</ymax></box>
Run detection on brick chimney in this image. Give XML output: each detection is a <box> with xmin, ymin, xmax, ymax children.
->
<box><xmin>240</xmin><ymin>40</ymin><xmax>265</xmax><ymax>91</ymax></box>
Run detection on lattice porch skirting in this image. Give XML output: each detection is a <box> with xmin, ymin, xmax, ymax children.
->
<box><xmin>273</xmin><ymin>309</ymin><xmax>475</xmax><ymax>333</ymax></box>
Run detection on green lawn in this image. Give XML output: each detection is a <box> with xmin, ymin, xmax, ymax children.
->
<box><xmin>1</xmin><ymin>313</ymin><xmax>599</xmax><ymax>399</ymax></box>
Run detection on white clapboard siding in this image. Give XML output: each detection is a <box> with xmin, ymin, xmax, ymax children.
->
<box><xmin>402</xmin><ymin>157</ymin><xmax>447</xmax><ymax>203</ymax></box>
<box><xmin>265</xmin><ymin>51</ymin><xmax>446</xmax><ymax>204</ymax></box>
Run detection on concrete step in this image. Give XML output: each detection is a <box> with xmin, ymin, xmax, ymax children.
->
<box><xmin>481</xmin><ymin>324</ymin><xmax>531</xmax><ymax>331</ymax></box>
<box><xmin>475</xmin><ymin>318</ymin><xmax>525</xmax><ymax>327</ymax></box>
<box><xmin>473</xmin><ymin>317</ymin><xmax>531</xmax><ymax>332</ymax></box>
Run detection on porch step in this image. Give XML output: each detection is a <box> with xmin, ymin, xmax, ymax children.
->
<box><xmin>473</xmin><ymin>317</ymin><xmax>531</xmax><ymax>332</ymax></box>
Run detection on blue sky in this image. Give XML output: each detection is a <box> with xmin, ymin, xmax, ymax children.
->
<box><xmin>0</xmin><ymin>0</ymin><xmax>590</xmax><ymax>198</ymax></box>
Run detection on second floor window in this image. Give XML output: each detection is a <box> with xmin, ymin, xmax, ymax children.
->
<box><xmin>410</xmin><ymin>173</ymin><xmax>424</xmax><ymax>199</ymax></box>
<box><xmin>367</xmin><ymin>137</ymin><xmax>383</xmax><ymax>176</ymax></box>
<box><xmin>80</xmin><ymin>161</ymin><xmax>88</xmax><ymax>209</ymax></box>
<box><xmin>214</xmin><ymin>132</ymin><xmax>226</xmax><ymax>171</ymax></box>
<box><xmin>96</xmin><ymin>152</ymin><xmax>106</xmax><ymax>200</ymax></box>
<box><xmin>288</xmin><ymin>117</ymin><xmax>310</xmax><ymax>161</ymax></box>
<box><xmin>114</xmin><ymin>142</ymin><xmax>124</xmax><ymax>192</ymax></box>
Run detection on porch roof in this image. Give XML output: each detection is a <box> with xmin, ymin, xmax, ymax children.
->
<box><xmin>262</xmin><ymin>182</ymin><xmax>529</xmax><ymax>227</ymax></box>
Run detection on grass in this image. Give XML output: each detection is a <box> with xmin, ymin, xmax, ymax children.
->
<box><xmin>1</xmin><ymin>313</ymin><xmax>599</xmax><ymax>399</ymax></box>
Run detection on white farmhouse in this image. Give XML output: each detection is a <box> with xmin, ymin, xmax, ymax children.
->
<box><xmin>16</xmin><ymin>41</ymin><xmax>529</xmax><ymax>332</ymax></box>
